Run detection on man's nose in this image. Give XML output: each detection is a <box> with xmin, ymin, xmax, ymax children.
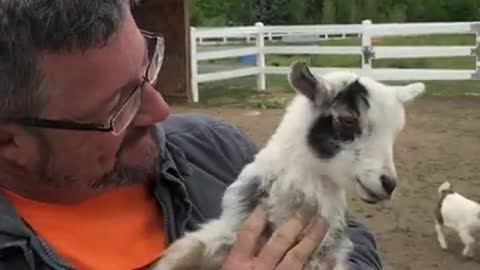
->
<box><xmin>132</xmin><ymin>83</ymin><xmax>170</xmax><ymax>127</ymax></box>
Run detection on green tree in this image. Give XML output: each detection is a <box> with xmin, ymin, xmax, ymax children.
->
<box><xmin>335</xmin><ymin>0</ymin><xmax>352</xmax><ymax>23</ymax></box>
<box><xmin>190</xmin><ymin>0</ymin><xmax>480</xmax><ymax>26</ymax></box>
<box><xmin>322</xmin><ymin>0</ymin><xmax>336</xmax><ymax>23</ymax></box>
<box><xmin>350</xmin><ymin>0</ymin><xmax>361</xmax><ymax>23</ymax></box>
<box><xmin>251</xmin><ymin>0</ymin><xmax>289</xmax><ymax>25</ymax></box>
<box><xmin>445</xmin><ymin>0</ymin><xmax>477</xmax><ymax>21</ymax></box>
<box><xmin>225</xmin><ymin>0</ymin><xmax>256</xmax><ymax>25</ymax></box>
<box><xmin>363</xmin><ymin>0</ymin><xmax>377</xmax><ymax>21</ymax></box>
<box><xmin>376</xmin><ymin>0</ymin><xmax>407</xmax><ymax>22</ymax></box>
<box><xmin>286</xmin><ymin>0</ymin><xmax>309</xmax><ymax>24</ymax></box>
<box><xmin>304</xmin><ymin>0</ymin><xmax>325</xmax><ymax>24</ymax></box>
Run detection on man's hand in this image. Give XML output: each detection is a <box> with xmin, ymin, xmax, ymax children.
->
<box><xmin>221</xmin><ymin>206</ymin><xmax>330</xmax><ymax>270</ymax></box>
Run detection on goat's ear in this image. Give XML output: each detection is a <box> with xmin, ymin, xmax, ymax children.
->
<box><xmin>288</xmin><ymin>61</ymin><xmax>329</xmax><ymax>102</ymax></box>
<box><xmin>395</xmin><ymin>82</ymin><xmax>425</xmax><ymax>104</ymax></box>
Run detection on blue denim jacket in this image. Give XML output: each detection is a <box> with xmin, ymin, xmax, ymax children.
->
<box><xmin>0</xmin><ymin>113</ymin><xmax>382</xmax><ymax>270</ymax></box>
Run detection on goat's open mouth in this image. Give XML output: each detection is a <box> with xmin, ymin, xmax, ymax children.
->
<box><xmin>356</xmin><ymin>178</ymin><xmax>382</xmax><ymax>204</ymax></box>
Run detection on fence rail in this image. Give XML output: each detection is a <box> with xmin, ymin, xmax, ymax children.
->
<box><xmin>190</xmin><ymin>20</ymin><xmax>480</xmax><ymax>102</ymax></box>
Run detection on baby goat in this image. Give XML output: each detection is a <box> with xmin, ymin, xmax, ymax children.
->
<box><xmin>435</xmin><ymin>181</ymin><xmax>480</xmax><ymax>258</ymax></box>
<box><xmin>151</xmin><ymin>61</ymin><xmax>424</xmax><ymax>270</ymax></box>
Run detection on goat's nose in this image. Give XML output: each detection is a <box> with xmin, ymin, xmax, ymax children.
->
<box><xmin>380</xmin><ymin>175</ymin><xmax>397</xmax><ymax>196</ymax></box>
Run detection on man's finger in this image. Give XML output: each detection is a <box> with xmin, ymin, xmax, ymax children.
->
<box><xmin>276</xmin><ymin>219</ymin><xmax>328</xmax><ymax>270</ymax></box>
<box><xmin>255</xmin><ymin>207</ymin><xmax>314</xmax><ymax>269</ymax></box>
<box><xmin>229</xmin><ymin>205</ymin><xmax>268</xmax><ymax>260</ymax></box>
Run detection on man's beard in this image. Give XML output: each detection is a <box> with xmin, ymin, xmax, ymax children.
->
<box><xmin>89</xmin><ymin>126</ymin><xmax>161</xmax><ymax>189</ymax></box>
<box><xmin>35</xmin><ymin>126</ymin><xmax>161</xmax><ymax>191</ymax></box>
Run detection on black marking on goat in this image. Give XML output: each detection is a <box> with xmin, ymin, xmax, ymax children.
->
<box><xmin>235</xmin><ymin>177</ymin><xmax>268</xmax><ymax>214</ymax></box>
<box><xmin>332</xmin><ymin>80</ymin><xmax>370</xmax><ymax>116</ymax></box>
<box><xmin>435</xmin><ymin>188</ymin><xmax>454</xmax><ymax>226</ymax></box>
<box><xmin>307</xmin><ymin>80</ymin><xmax>370</xmax><ymax>159</ymax></box>
<box><xmin>308</xmin><ymin>115</ymin><xmax>342</xmax><ymax>159</ymax></box>
<box><xmin>307</xmin><ymin>115</ymin><xmax>362</xmax><ymax>159</ymax></box>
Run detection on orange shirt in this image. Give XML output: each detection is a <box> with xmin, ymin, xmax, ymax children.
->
<box><xmin>1</xmin><ymin>184</ymin><xmax>167</xmax><ymax>270</ymax></box>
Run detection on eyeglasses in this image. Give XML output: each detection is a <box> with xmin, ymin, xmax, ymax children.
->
<box><xmin>5</xmin><ymin>30</ymin><xmax>165</xmax><ymax>136</ymax></box>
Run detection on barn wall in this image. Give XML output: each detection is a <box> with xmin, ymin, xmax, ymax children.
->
<box><xmin>132</xmin><ymin>0</ymin><xmax>191</xmax><ymax>103</ymax></box>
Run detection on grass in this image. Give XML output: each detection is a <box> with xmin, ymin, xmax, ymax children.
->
<box><xmin>196</xmin><ymin>34</ymin><xmax>480</xmax><ymax>108</ymax></box>
<box><xmin>196</xmin><ymin>76</ymin><xmax>480</xmax><ymax>109</ymax></box>
<box><xmin>193</xmin><ymin>76</ymin><xmax>292</xmax><ymax>109</ymax></box>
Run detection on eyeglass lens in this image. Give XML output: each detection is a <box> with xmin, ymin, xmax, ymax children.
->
<box><xmin>111</xmin><ymin>35</ymin><xmax>165</xmax><ymax>135</ymax></box>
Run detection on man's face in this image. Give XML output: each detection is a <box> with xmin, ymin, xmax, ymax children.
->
<box><xmin>33</xmin><ymin>10</ymin><xmax>170</xmax><ymax>199</ymax></box>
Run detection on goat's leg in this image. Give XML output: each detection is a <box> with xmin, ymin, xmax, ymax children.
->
<box><xmin>150</xmin><ymin>172</ymin><xmax>263</xmax><ymax>270</ymax></box>
<box><xmin>458</xmin><ymin>228</ymin><xmax>475</xmax><ymax>258</ymax></box>
<box><xmin>434</xmin><ymin>222</ymin><xmax>448</xmax><ymax>250</ymax></box>
<box><xmin>150</xmin><ymin>219</ymin><xmax>236</xmax><ymax>270</ymax></box>
<box><xmin>149</xmin><ymin>233</ymin><xmax>206</xmax><ymax>270</ymax></box>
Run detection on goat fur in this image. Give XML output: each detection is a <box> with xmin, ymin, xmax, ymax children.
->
<box><xmin>150</xmin><ymin>61</ymin><xmax>424</xmax><ymax>270</ymax></box>
<box><xmin>435</xmin><ymin>181</ymin><xmax>480</xmax><ymax>258</ymax></box>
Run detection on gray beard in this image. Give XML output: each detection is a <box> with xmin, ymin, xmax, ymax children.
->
<box><xmin>90</xmin><ymin>127</ymin><xmax>162</xmax><ymax>189</ymax></box>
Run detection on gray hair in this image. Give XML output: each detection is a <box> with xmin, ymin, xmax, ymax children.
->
<box><xmin>0</xmin><ymin>0</ymin><xmax>140</xmax><ymax>118</ymax></box>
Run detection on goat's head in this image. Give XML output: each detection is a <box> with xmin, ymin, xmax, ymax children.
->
<box><xmin>288</xmin><ymin>61</ymin><xmax>424</xmax><ymax>204</ymax></box>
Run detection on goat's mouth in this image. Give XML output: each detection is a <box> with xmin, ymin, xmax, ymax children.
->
<box><xmin>356</xmin><ymin>178</ymin><xmax>382</xmax><ymax>204</ymax></box>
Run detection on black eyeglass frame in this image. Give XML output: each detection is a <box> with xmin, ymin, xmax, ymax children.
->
<box><xmin>3</xmin><ymin>30</ymin><xmax>165</xmax><ymax>136</ymax></box>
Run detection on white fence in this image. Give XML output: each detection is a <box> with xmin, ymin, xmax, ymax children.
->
<box><xmin>190</xmin><ymin>20</ymin><xmax>480</xmax><ymax>102</ymax></box>
<box><xmin>196</xmin><ymin>29</ymin><xmax>359</xmax><ymax>45</ymax></box>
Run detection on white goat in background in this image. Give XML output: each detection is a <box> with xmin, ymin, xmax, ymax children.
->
<box><xmin>151</xmin><ymin>61</ymin><xmax>425</xmax><ymax>270</ymax></box>
<box><xmin>435</xmin><ymin>181</ymin><xmax>480</xmax><ymax>258</ymax></box>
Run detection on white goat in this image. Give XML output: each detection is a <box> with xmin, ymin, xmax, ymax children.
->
<box><xmin>151</xmin><ymin>61</ymin><xmax>424</xmax><ymax>270</ymax></box>
<box><xmin>435</xmin><ymin>181</ymin><xmax>480</xmax><ymax>258</ymax></box>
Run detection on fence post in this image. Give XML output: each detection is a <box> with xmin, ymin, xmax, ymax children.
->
<box><xmin>190</xmin><ymin>27</ymin><xmax>199</xmax><ymax>102</ymax></box>
<box><xmin>255</xmin><ymin>22</ymin><xmax>266</xmax><ymax>91</ymax></box>
<box><xmin>471</xmin><ymin>22</ymin><xmax>480</xmax><ymax>79</ymax></box>
<box><xmin>477</xmin><ymin>32</ymin><xmax>480</xmax><ymax>75</ymax></box>
<box><xmin>361</xmin><ymin>20</ymin><xmax>373</xmax><ymax>70</ymax></box>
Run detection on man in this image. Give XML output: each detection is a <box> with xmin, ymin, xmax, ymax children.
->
<box><xmin>0</xmin><ymin>1</ymin><xmax>382</xmax><ymax>269</ymax></box>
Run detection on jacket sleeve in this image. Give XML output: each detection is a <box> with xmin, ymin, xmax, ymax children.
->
<box><xmin>346</xmin><ymin>216</ymin><xmax>383</xmax><ymax>270</ymax></box>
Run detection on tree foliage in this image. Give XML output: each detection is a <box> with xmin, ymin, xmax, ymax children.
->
<box><xmin>190</xmin><ymin>0</ymin><xmax>480</xmax><ymax>26</ymax></box>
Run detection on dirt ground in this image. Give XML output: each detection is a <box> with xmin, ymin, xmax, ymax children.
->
<box><xmin>171</xmin><ymin>94</ymin><xmax>480</xmax><ymax>270</ymax></box>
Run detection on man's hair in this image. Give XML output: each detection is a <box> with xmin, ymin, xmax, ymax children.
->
<box><xmin>0</xmin><ymin>0</ymin><xmax>139</xmax><ymax>118</ymax></box>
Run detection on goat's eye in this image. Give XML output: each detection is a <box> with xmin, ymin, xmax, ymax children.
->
<box><xmin>334</xmin><ymin>116</ymin><xmax>360</xmax><ymax>141</ymax></box>
<box><xmin>336</xmin><ymin>116</ymin><xmax>356</xmax><ymax>130</ymax></box>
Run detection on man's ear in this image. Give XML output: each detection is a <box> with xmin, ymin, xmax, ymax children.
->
<box><xmin>395</xmin><ymin>82</ymin><xmax>425</xmax><ymax>104</ymax></box>
<box><xmin>288</xmin><ymin>61</ymin><xmax>330</xmax><ymax>104</ymax></box>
